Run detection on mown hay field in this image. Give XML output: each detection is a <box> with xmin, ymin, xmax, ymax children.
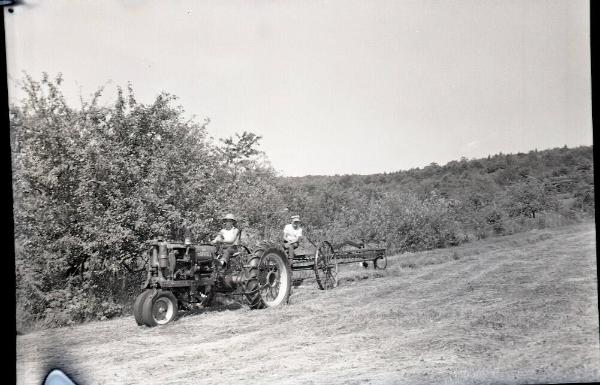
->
<box><xmin>17</xmin><ymin>222</ymin><xmax>599</xmax><ymax>385</ymax></box>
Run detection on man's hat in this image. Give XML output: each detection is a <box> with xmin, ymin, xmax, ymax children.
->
<box><xmin>222</xmin><ymin>213</ymin><xmax>236</xmax><ymax>222</ymax></box>
<box><xmin>291</xmin><ymin>215</ymin><xmax>301</xmax><ymax>222</ymax></box>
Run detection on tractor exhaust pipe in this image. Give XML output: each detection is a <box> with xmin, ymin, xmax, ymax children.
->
<box><xmin>158</xmin><ymin>241</ymin><xmax>169</xmax><ymax>268</ymax></box>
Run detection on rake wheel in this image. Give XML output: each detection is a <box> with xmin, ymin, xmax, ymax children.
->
<box><xmin>314</xmin><ymin>241</ymin><xmax>338</xmax><ymax>290</ymax></box>
<box><xmin>374</xmin><ymin>253</ymin><xmax>388</xmax><ymax>270</ymax></box>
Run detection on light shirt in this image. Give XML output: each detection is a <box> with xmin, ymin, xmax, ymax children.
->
<box><xmin>283</xmin><ymin>224</ymin><xmax>303</xmax><ymax>243</ymax></box>
<box><xmin>214</xmin><ymin>227</ymin><xmax>239</xmax><ymax>245</ymax></box>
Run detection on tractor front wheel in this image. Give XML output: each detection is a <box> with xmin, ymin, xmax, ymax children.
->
<box><xmin>141</xmin><ymin>290</ymin><xmax>178</xmax><ymax>327</ymax></box>
<box><xmin>133</xmin><ymin>289</ymin><xmax>152</xmax><ymax>326</ymax></box>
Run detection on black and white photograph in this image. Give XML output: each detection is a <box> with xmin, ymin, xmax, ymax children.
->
<box><xmin>6</xmin><ymin>1</ymin><xmax>597</xmax><ymax>384</ymax></box>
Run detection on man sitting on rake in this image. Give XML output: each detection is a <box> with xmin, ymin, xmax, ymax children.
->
<box><xmin>283</xmin><ymin>215</ymin><xmax>304</xmax><ymax>260</ymax></box>
<box><xmin>212</xmin><ymin>213</ymin><xmax>240</xmax><ymax>268</ymax></box>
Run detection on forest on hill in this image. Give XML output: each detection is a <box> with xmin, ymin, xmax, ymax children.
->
<box><xmin>276</xmin><ymin>145</ymin><xmax>594</xmax><ymax>250</ymax></box>
<box><xmin>11</xmin><ymin>75</ymin><xmax>595</xmax><ymax>330</ymax></box>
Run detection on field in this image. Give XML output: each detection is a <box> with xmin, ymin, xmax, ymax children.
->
<box><xmin>16</xmin><ymin>222</ymin><xmax>599</xmax><ymax>385</ymax></box>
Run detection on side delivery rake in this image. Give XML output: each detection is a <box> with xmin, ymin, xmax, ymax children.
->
<box><xmin>288</xmin><ymin>239</ymin><xmax>387</xmax><ymax>290</ymax></box>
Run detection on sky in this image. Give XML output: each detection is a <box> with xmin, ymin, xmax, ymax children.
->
<box><xmin>4</xmin><ymin>0</ymin><xmax>592</xmax><ymax>177</ymax></box>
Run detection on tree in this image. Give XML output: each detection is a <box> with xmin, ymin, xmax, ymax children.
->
<box><xmin>11</xmin><ymin>74</ymin><xmax>280</xmax><ymax>329</ymax></box>
<box><xmin>504</xmin><ymin>178</ymin><xmax>551</xmax><ymax>218</ymax></box>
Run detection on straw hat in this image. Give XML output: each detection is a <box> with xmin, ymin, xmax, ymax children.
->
<box><xmin>222</xmin><ymin>213</ymin><xmax>236</xmax><ymax>222</ymax></box>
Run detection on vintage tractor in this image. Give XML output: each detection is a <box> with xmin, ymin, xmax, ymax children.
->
<box><xmin>133</xmin><ymin>238</ymin><xmax>292</xmax><ymax>327</ymax></box>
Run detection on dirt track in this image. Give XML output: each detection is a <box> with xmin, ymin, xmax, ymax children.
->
<box><xmin>17</xmin><ymin>222</ymin><xmax>600</xmax><ymax>384</ymax></box>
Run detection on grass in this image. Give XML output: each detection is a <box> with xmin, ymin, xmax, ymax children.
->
<box><xmin>16</xmin><ymin>222</ymin><xmax>599</xmax><ymax>385</ymax></box>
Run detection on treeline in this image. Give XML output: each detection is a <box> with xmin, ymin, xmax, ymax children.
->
<box><xmin>277</xmin><ymin>146</ymin><xmax>594</xmax><ymax>251</ymax></box>
<box><xmin>11</xmin><ymin>75</ymin><xmax>594</xmax><ymax>330</ymax></box>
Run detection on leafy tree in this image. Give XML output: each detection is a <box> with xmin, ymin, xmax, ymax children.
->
<box><xmin>504</xmin><ymin>178</ymin><xmax>553</xmax><ymax>219</ymax></box>
<box><xmin>11</xmin><ymin>74</ymin><xmax>280</xmax><ymax>329</ymax></box>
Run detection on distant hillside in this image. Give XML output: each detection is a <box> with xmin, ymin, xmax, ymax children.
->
<box><xmin>280</xmin><ymin>146</ymin><xmax>593</xmax><ymax>196</ymax></box>
<box><xmin>276</xmin><ymin>146</ymin><xmax>594</xmax><ymax>250</ymax></box>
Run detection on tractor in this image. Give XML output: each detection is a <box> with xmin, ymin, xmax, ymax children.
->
<box><xmin>132</xmin><ymin>237</ymin><xmax>292</xmax><ymax>327</ymax></box>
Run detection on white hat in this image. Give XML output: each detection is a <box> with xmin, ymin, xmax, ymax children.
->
<box><xmin>222</xmin><ymin>213</ymin><xmax>236</xmax><ymax>222</ymax></box>
<box><xmin>291</xmin><ymin>215</ymin><xmax>300</xmax><ymax>222</ymax></box>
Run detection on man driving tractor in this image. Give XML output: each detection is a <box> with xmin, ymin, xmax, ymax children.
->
<box><xmin>283</xmin><ymin>215</ymin><xmax>303</xmax><ymax>259</ymax></box>
<box><xmin>212</xmin><ymin>213</ymin><xmax>240</xmax><ymax>267</ymax></box>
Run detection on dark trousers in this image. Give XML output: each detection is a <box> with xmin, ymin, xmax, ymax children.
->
<box><xmin>284</xmin><ymin>241</ymin><xmax>299</xmax><ymax>259</ymax></box>
<box><xmin>221</xmin><ymin>245</ymin><xmax>237</xmax><ymax>263</ymax></box>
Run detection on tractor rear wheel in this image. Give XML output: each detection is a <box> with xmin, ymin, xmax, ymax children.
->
<box><xmin>141</xmin><ymin>290</ymin><xmax>178</xmax><ymax>327</ymax></box>
<box><xmin>133</xmin><ymin>289</ymin><xmax>152</xmax><ymax>326</ymax></box>
<box><xmin>243</xmin><ymin>244</ymin><xmax>292</xmax><ymax>309</ymax></box>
